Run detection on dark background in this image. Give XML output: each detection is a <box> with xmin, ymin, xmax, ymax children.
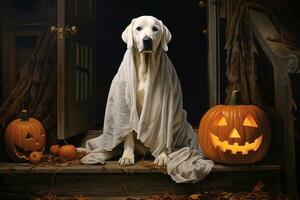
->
<box><xmin>94</xmin><ymin>0</ymin><xmax>208</xmax><ymax>128</ymax></box>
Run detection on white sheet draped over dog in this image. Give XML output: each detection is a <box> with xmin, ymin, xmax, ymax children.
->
<box><xmin>80</xmin><ymin>46</ymin><xmax>213</xmax><ymax>183</ymax></box>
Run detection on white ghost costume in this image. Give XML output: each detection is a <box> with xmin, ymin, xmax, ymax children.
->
<box><xmin>80</xmin><ymin>17</ymin><xmax>213</xmax><ymax>183</ymax></box>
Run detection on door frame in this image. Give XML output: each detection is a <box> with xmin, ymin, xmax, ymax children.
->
<box><xmin>207</xmin><ymin>0</ymin><xmax>222</xmax><ymax>107</ymax></box>
<box><xmin>56</xmin><ymin>0</ymin><xmax>67</xmax><ymax>139</ymax></box>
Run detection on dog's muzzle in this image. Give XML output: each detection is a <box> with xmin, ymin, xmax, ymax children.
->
<box><xmin>142</xmin><ymin>37</ymin><xmax>153</xmax><ymax>52</ymax></box>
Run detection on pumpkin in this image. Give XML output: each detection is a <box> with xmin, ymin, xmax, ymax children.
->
<box><xmin>198</xmin><ymin>90</ymin><xmax>270</xmax><ymax>164</ymax></box>
<box><xmin>29</xmin><ymin>151</ymin><xmax>43</xmax><ymax>164</ymax></box>
<box><xmin>50</xmin><ymin>144</ymin><xmax>61</xmax><ymax>155</ymax></box>
<box><xmin>4</xmin><ymin>110</ymin><xmax>46</xmax><ymax>162</ymax></box>
<box><xmin>59</xmin><ymin>145</ymin><xmax>78</xmax><ymax>161</ymax></box>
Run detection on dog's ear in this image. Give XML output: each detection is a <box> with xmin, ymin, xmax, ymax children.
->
<box><xmin>122</xmin><ymin>19</ymin><xmax>134</xmax><ymax>49</ymax></box>
<box><xmin>160</xmin><ymin>21</ymin><xmax>172</xmax><ymax>52</ymax></box>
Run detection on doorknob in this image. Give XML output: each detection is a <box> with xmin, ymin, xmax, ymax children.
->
<box><xmin>50</xmin><ymin>25</ymin><xmax>78</xmax><ymax>39</ymax></box>
<box><xmin>50</xmin><ymin>26</ymin><xmax>58</xmax><ymax>33</ymax></box>
<box><xmin>66</xmin><ymin>25</ymin><xmax>78</xmax><ymax>35</ymax></box>
<box><xmin>50</xmin><ymin>26</ymin><xmax>64</xmax><ymax>39</ymax></box>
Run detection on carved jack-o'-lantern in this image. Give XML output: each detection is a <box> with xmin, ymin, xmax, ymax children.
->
<box><xmin>4</xmin><ymin>110</ymin><xmax>46</xmax><ymax>162</ymax></box>
<box><xmin>198</xmin><ymin>90</ymin><xmax>271</xmax><ymax>164</ymax></box>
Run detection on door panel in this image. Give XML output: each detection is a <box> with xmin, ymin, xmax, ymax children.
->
<box><xmin>56</xmin><ymin>0</ymin><xmax>95</xmax><ymax>139</ymax></box>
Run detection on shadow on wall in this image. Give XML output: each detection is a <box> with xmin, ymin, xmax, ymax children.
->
<box><xmin>95</xmin><ymin>0</ymin><xmax>208</xmax><ymax>128</ymax></box>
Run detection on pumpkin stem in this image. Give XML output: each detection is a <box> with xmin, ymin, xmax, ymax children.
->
<box><xmin>228</xmin><ymin>90</ymin><xmax>240</xmax><ymax>105</ymax></box>
<box><xmin>63</xmin><ymin>139</ymin><xmax>69</xmax><ymax>145</ymax></box>
<box><xmin>21</xmin><ymin>109</ymin><xmax>29</xmax><ymax>121</ymax></box>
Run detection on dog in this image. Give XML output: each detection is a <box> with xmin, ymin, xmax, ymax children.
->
<box><xmin>80</xmin><ymin>16</ymin><xmax>214</xmax><ymax>181</ymax></box>
<box><xmin>80</xmin><ymin>16</ymin><xmax>196</xmax><ymax>168</ymax></box>
<box><xmin>117</xmin><ymin>16</ymin><xmax>172</xmax><ymax>167</ymax></box>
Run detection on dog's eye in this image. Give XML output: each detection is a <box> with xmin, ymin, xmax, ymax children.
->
<box><xmin>136</xmin><ymin>26</ymin><xmax>142</xmax><ymax>31</ymax></box>
<box><xmin>152</xmin><ymin>26</ymin><xmax>158</xmax><ymax>32</ymax></box>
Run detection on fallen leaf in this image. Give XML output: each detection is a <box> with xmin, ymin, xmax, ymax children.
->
<box><xmin>252</xmin><ymin>182</ymin><xmax>265</xmax><ymax>193</ymax></box>
<box><xmin>190</xmin><ymin>193</ymin><xmax>201</xmax><ymax>200</ymax></box>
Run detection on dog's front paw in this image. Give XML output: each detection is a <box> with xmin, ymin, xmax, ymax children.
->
<box><xmin>119</xmin><ymin>151</ymin><xmax>135</xmax><ymax>166</ymax></box>
<box><xmin>154</xmin><ymin>152</ymin><xmax>170</xmax><ymax>167</ymax></box>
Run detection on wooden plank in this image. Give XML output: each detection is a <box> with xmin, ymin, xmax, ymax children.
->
<box><xmin>0</xmin><ymin>161</ymin><xmax>281</xmax><ymax>197</ymax></box>
<box><xmin>57</xmin><ymin>0</ymin><xmax>67</xmax><ymax>139</ymax></box>
<box><xmin>0</xmin><ymin>170</ymin><xmax>281</xmax><ymax>197</ymax></box>
<box><xmin>0</xmin><ymin>161</ymin><xmax>162</xmax><ymax>174</ymax></box>
<box><xmin>207</xmin><ymin>0</ymin><xmax>221</xmax><ymax>107</ymax></box>
<box><xmin>0</xmin><ymin>161</ymin><xmax>281</xmax><ymax>174</ymax></box>
<box><xmin>212</xmin><ymin>164</ymin><xmax>281</xmax><ymax>172</ymax></box>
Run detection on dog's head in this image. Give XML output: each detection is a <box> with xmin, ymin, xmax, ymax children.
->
<box><xmin>122</xmin><ymin>16</ymin><xmax>172</xmax><ymax>53</ymax></box>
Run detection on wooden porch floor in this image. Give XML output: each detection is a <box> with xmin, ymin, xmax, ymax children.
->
<box><xmin>0</xmin><ymin>160</ymin><xmax>281</xmax><ymax>199</ymax></box>
<box><xmin>0</xmin><ymin>160</ymin><xmax>281</xmax><ymax>174</ymax></box>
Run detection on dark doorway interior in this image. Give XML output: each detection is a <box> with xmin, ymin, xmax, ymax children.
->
<box><xmin>94</xmin><ymin>0</ymin><xmax>208</xmax><ymax>128</ymax></box>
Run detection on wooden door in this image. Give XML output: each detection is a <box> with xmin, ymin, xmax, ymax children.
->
<box><xmin>55</xmin><ymin>0</ymin><xmax>95</xmax><ymax>139</ymax></box>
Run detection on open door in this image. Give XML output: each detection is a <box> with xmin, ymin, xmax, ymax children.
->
<box><xmin>53</xmin><ymin>0</ymin><xmax>95</xmax><ymax>139</ymax></box>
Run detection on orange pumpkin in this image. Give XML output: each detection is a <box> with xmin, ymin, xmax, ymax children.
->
<box><xmin>4</xmin><ymin>110</ymin><xmax>46</xmax><ymax>162</ymax></box>
<box><xmin>198</xmin><ymin>90</ymin><xmax>271</xmax><ymax>164</ymax></box>
<box><xmin>59</xmin><ymin>145</ymin><xmax>78</xmax><ymax>161</ymax></box>
<box><xmin>50</xmin><ymin>144</ymin><xmax>61</xmax><ymax>155</ymax></box>
<box><xmin>29</xmin><ymin>151</ymin><xmax>43</xmax><ymax>164</ymax></box>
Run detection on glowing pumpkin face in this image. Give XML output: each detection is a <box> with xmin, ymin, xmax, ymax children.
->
<box><xmin>199</xmin><ymin>92</ymin><xmax>271</xmax><ymax>164</ymax></box>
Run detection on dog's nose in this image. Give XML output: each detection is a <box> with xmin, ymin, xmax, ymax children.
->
<box><xmin>143</xmin><ymin>37</ymin><xmax>153</xmax><ymax>51</ymax></box>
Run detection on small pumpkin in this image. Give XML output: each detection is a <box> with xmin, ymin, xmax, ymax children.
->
<box><xmin>50</xmin><ymin>144</ymin><xmax>61</xmax><ymax>155</ymax></box>
<box><xmin>29</xmin><ymin>151</ymin><xmax>43</xmax><ymax>164</ymax></box>
<box><xmin>198</xmin><ymin>90</ymin><xmax>271</xmax><ymax>164</ymax></box>
<box><xmin>4</xmin><ymin>110</ymin><xmax>46</xmax><ymax>162</ymax></box>
<box><xmin>59</xmin><ymin>145</ymin><xmax>78</xmax><ymax>161</ymax></box>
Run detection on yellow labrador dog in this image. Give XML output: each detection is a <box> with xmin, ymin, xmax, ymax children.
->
<box><xmin>80</xmin><ymin>17</ymin><xmax>213</xmax><ymax>180</ymax></box>
<box><xmin>81</xmin><ymin>16</ymin><xmax>202</xmax><ymax>170</ymax></box>
<box><xmin>119</xmin><ymin>16</ymin><xmax>172</xmax><ymax>166</ymax></box>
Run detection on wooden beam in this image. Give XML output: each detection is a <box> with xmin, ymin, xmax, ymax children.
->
<box><xmin>207</xmin><ymin>0</ymin><xmax>221</xmax><ymax>107</ymax></box>
<box><xmin>249</xmin><ymin>9</ymin><xmax>299</xmax><ymax>200</ymax></box>
<box><xmin>57</xmin><ymin>0</ymin><xmax>67</xmax><ymax>139</ymax></box>
<box><xmin>0</xmin><ymin>161</ymin><xmax>281</xmax><ymax>174</ymax></box>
